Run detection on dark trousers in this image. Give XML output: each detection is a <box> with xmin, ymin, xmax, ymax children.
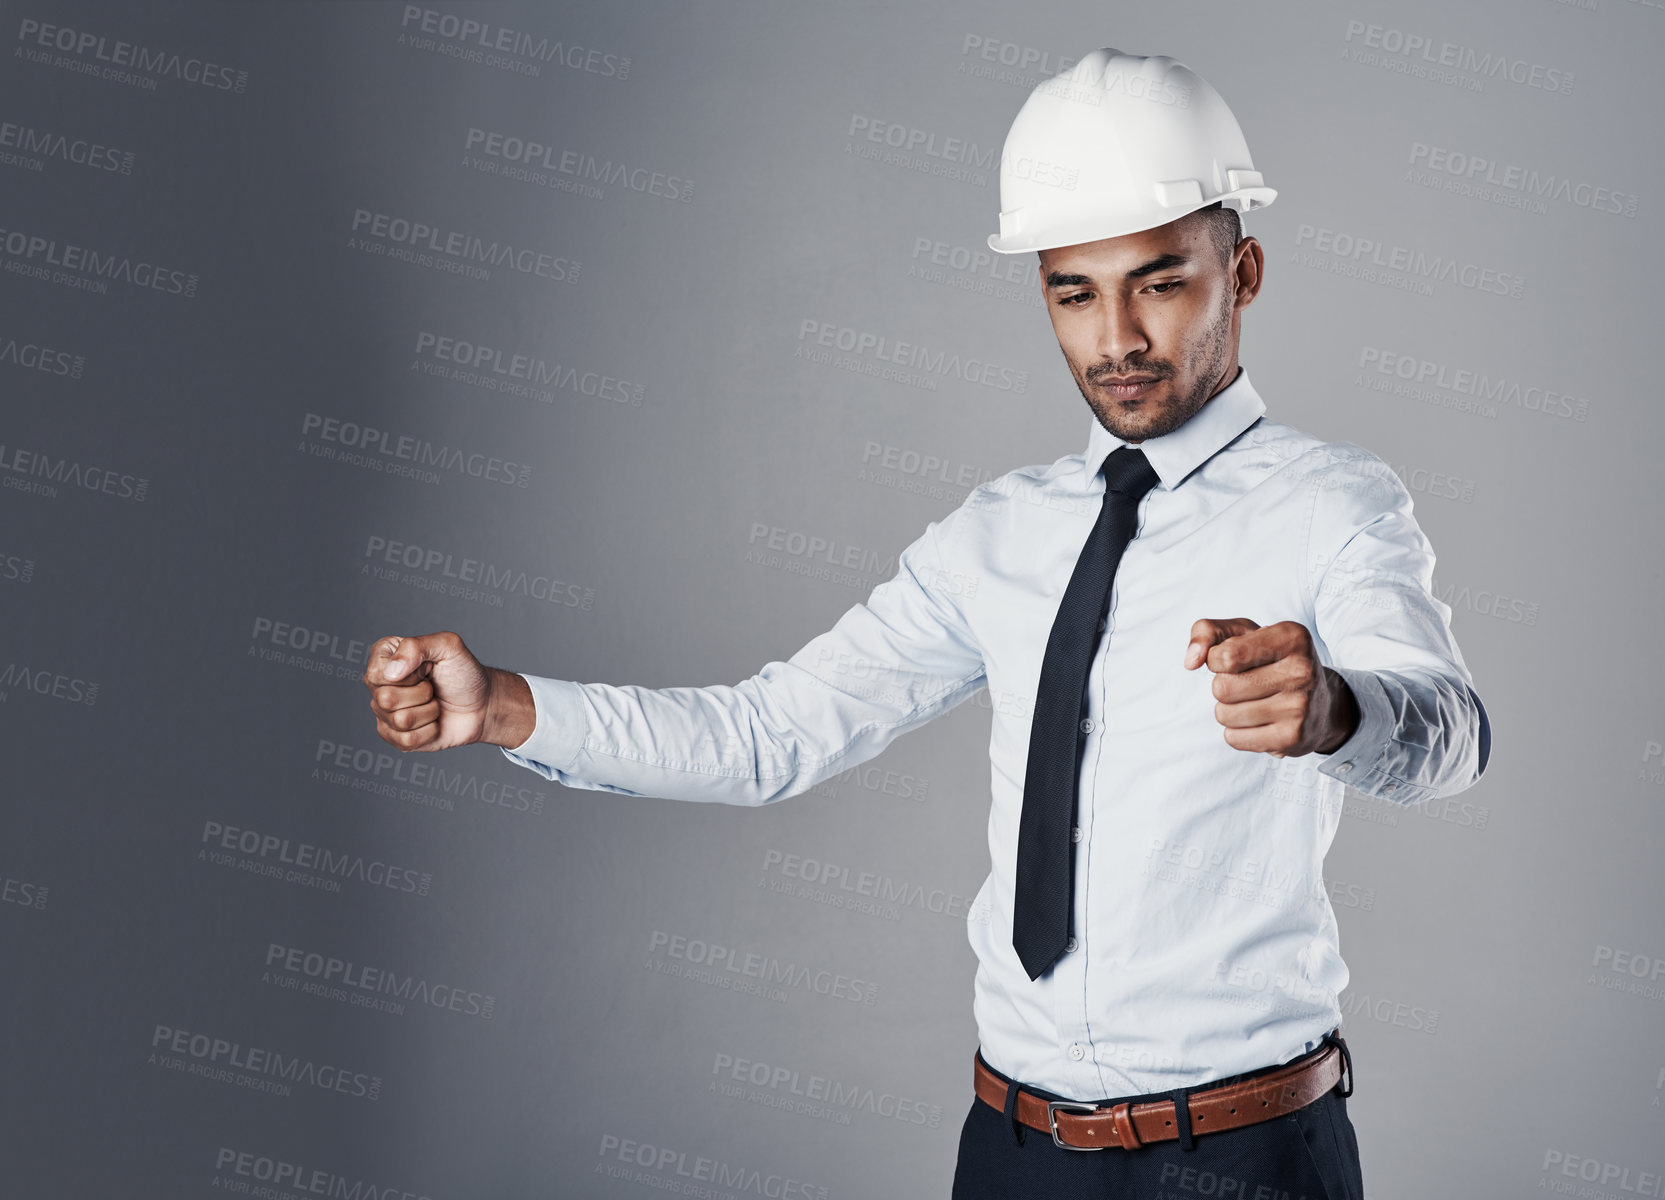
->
<box><xmin>951</xmin><ymin>1050</ymin><xmax>1364</xmax><ymax>1200</ymax></box>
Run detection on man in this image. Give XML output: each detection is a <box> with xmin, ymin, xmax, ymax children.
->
<box><xmin>364</xmin><ymin>50</ymin><xmax>1489</xmax><ymax>1197</ymax></box>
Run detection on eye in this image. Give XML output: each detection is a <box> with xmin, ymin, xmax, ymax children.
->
<box><xmin>1145</xmin><ymin>280</ymin><xmax>1181</xmax><ymax>295</ymax></box>
<box><xmin>1056</xmin><ymin>291</ymin><xmax>1094</xmax><ymax>306</ymax></box>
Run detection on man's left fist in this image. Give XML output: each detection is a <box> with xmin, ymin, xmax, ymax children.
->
<box><xmin>1183</xmin><ymin>618</ymin><xmax>1360</xmax><ymax>758</ymax></box>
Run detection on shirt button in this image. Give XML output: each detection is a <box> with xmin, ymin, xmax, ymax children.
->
<box><xmin>1335</xmin><ymin>762</ymin><xmax>1353</xmax><ymax>775</ymax></box>
<box><xmin>1383</xmin><ymin>783</ymin><xmax>1397</xmax><ymax>795</ymax></box>
<box><xmin>1067</xmin><ymin>1043</ymin><xmax>1085</xmax><ymax>1062</ymax></box>
<box><xmin>1079</xmin><ymin>718</ymin><xmax>1095</xmax><ymax>734</ymax></box>
<box><xmin>1065</xmin><ymin>937</ymin><xmax>1078</xmax><ymax>953</ymax></box>
<box><xmin>1071</xmin><ymin>826</ymin><xmax>1083</xmax><ymax>844</ymax></box>
<box><xmin>1096</xmin><ymin>617</ymin><xmax>1107</xmax><ymax>633</ymax></box>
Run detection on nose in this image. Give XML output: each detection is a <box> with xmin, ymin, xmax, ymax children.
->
<box><xmin>1094</xmin><ymin>293</ymin><xmax>1148</xmax><ymax>364</ymax></box>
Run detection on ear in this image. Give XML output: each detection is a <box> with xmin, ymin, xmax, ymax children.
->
<box><xmin>1232</xmin><ymin>237</ymin><xmax>1264</xmax><ymax>311</ymax></box>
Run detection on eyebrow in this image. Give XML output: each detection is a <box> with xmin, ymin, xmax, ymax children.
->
<box><xmin>1045</xmin><ymin>253</ymin><xmax>1193</xmax><ymax>289</ymax></box>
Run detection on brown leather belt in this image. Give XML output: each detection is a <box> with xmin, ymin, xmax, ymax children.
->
<box><xmin>974</xmin><ymin>1037</ymin><xmax>1349</xmax><ymax>1151</ymax></box>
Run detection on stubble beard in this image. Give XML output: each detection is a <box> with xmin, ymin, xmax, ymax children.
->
<box><xmin>1068</xmin><ymin>289</ymin><xmax>1235</xmax><ymax>443</ymax></box>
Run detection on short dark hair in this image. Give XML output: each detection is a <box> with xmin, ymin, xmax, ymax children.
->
<box><xmin>1192</xmin><ymin>201</ymin><xmax>1242</xmax><ymax>266</ymax></box>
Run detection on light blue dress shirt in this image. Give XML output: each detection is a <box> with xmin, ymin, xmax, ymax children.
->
<box><xmin>500</xmin><ymin>368</ymin><xmax>1491</xmax><ymax>1100</ymax></box>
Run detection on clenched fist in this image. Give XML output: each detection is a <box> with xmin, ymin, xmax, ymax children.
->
<box><xmin>1182</xmin><ymin>618</ymin><xmax>1360</xmax><ymax>758</ymax></box>
<box><xmin>362</xmin><ymin>631</ymin><xmax>534</xmax><ymax>752</ymax></box>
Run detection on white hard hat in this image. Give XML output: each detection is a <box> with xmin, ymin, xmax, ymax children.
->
<box><xmin>988</xmin><ymin>48</ymin><xmax>1276</xmax><ymax>254</ymax></box>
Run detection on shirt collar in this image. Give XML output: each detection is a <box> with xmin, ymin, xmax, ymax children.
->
<box><xmin>1080</xmin><ymin>367</ymin><xmax>1268</xmax><ymax>492</ymax></box>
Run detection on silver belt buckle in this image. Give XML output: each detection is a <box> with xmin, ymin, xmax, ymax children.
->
<box><xmin>1046</xmin><ymin>1100</ymin><xmax>1103</xmax><ymax>1150</ymax></box>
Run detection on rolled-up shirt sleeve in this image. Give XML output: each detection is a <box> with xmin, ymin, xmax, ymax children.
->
<box><xmin>499</xmin><ymin>505</ymin><xmax>989</xmax><ymax>805</ymax></box>
<box><xmin>1303</xmin><ymin>448</ymin><xmax>1492</xmax><ymax>805</ymax></box>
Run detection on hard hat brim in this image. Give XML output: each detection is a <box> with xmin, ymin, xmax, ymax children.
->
<box><xmin>986</xmin><ymin>186</ymin><xmax>1277</xmax><ymax>255</ymax></box>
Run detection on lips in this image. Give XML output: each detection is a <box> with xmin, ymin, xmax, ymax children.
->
<box><xmin>1096</xmin><ymin>375</ymin><xmax>1161</xmax><ymax>398</ymax></box>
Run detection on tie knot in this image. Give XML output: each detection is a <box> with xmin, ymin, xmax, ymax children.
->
<box><xmin>1100</xmin><ymin>446</ymin><xmax>1161</xmax><ymax>498</ymax></box>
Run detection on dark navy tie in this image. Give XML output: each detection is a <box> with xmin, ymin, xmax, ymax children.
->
<box><xmin>1013</xmin><ymin>445</ymin><xmax>1161</xmax><ymax>981</ymax></box>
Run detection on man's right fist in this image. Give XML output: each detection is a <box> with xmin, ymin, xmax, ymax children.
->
<box><xmin>362</xmin><ymin>631</ymin><xmax>533</xmax><ymax>752</ymax></box>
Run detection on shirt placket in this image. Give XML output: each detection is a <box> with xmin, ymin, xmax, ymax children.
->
<box><xmin>1050</xmin><ymin>544</ymin><xmax>1120</xmax><ymax>1097</ymax></box>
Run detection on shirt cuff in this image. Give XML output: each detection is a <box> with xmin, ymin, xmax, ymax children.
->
<box><xmin>498</xmin><ymin>673</ymin><xmax>588</xmax><ymax>774</ymax></box>
<box><xmin>1313</xmin><ymin>666</ymin><xmax>1417</xmax><ymax>800</ymax></box>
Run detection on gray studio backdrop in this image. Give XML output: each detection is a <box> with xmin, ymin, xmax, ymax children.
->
<box><xmin>3</xmin><ymin>0</ymin><xmax>1660</xmax><ymax>1196</ymax></box>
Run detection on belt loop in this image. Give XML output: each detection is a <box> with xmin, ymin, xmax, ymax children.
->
<box><xmin>1321</xmin><ymin>1029</ymin><xmax>1354</xmax><ymax>1098</ymax></box>
<box><xmin>1002</xmin><ymin>1077</ymin><xmax>1026</xmax><ymax>1146</ymax></box>
<box><xmin>1170</xmin><ymin>1087</ymin><xmax>1196</xmax><ymax>1152</ymax></box>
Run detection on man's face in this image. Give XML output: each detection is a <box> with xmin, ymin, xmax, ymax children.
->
<box><xmin>1038</xmin><ymin>211</ymin><xmax>1261</xmax><ymax>444</ymax></box>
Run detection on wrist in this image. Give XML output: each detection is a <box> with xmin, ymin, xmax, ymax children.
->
<box><xmin>1316</xmin><ymin>668</ymin><xmax>1360</xmax><ymax>756</ymax></box>
<box><xmin>479</xmin><ymin>667</ymin><xmax>536</xmax><ymax>749</ymax></box>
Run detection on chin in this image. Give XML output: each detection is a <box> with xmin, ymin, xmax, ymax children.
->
<box><xmin>1098</xmin><ymin>407</ymin><xmax>1164</xmax><ymax>440</ymax></box>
